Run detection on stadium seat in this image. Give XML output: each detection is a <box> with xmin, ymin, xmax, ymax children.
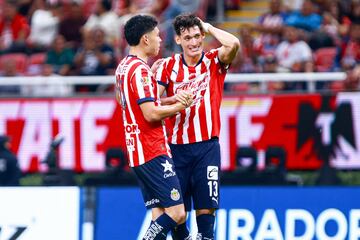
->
<box><xmin>28</xmin><ymin>53</ymin><xmax>47</xmax><ymax>65</ymax></box>
<box><xmin>313</xmin><ymin>47</ymin><xmax>337</xmax><ymax>72</ymax></box>
<box><xmin>0</xmin><ymin>53</ymin><xmax>28</xmax><ymax>74</ymax></box>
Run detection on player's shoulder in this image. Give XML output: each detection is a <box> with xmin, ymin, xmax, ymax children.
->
<box><xmin>205</xmin><ymin>49</ymin><xmax>219</xmax><ymax>59</ymax></box>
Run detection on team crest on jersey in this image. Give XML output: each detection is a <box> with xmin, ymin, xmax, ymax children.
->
<box><xmin>141</xmin><ymin>77</ymin><xmax>151</xmax><ymax>86</ymax></box>
<box><xmin>170</xmin><ymin>188</ymin><xmax>180</xmax><ymax>201</ymax></box>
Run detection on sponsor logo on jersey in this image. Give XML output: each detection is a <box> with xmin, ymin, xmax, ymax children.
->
<box><xmin>145</xmin><ymin>198</ymin><xmax>160</xmax><ymax>207</ymax></box>
<box><xmin>162</xmin><ymin>160</ymin><xmax>176</xmax><ymax>178</ymax></box>
<box><xmin>141</xmin><ymin>77</ymin><xmax>151</xmax><ymax>86</ymax></box>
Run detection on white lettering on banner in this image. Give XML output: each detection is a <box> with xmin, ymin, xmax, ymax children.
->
<box><xmin>219</xmin><ymin>98</ymin><xmax>272</xmax><ymax>169</ymax></box>
<box><xmin>81</xmin><ymin>101</ymin><xmax>115</xmax><ymax>171</ymax></box>
<box><xmin>255</xmin><ymin>209</ymin><xmax>283</xmax><ymax>240</ymax></box>
<box><xmin>137</xmin><ymin>208</ymin><xmax>360</xmax><ymax>239</ymax></box>
<box><xmin>333</xmin><ymin>93</ymin><xmax>360</xmax><ymax>168</ymax></box>
<box><xmin>229</xmin><ymin>209</ymin><xmax>254</xmax><ymax>240</ymax></box>
<box><xmin>18</xmin><ymin>102</ymin><xmax>51</xmax><ymax>171</ymax></box>
<box><xmin>0</xmin><ymin>102</ymin><xmax>20</xmax><ymax>134</ymax></box>
<box><xmin>52</xmin><ymin>102</ymin><xmax>83</xmax><ymax>169</ymax></box>
<box><xmin>286</xmin><ymin>209</ymin><xmax>315</xmax><ymax>240</ymax></box>
<box><xmin>350</xmin><ymin>210</ymin><xmax>360</xmax><ymax>240</ymax></box>
<box><xmin>316</xmin><ymin>209</ymin><xmax>347</xmax><ymax>240</ymax></box>
<box><xmin>316</xmin><ymin>113</ymin><xmax>335</xmax><ymax>145</ymax></box>
<box><xmin>0</xmin><ymin>100</ymin><xmax>116</xmax><ymax>172</ymax></box>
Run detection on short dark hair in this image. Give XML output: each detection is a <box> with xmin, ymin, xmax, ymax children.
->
<box><xmin>101</xmin><ymin>0</ymin><xmax>112</xmax><ymax>11</ymax></box>
<box><xmin>124</xmin><ymin>15</ymin><xmax>158</xmax><ymax>46</ymax></box>
<box><xmin>173</xmin><ymin>13</ymin><xmax>204</xmax><ymax>36</ymax></box>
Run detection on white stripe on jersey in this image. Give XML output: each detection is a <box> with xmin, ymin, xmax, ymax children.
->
<box><xmin>123</xmin><ymin>59</ymin><xmax>145</xmax><ymax>166</ymax></box>
<box><xmin>181</xmin><ymin>67</ymin><xmax>191</xmax><ymax>143</ymax></box>
<box><xmin>171</xmin><ymin>114</ymin><xmax>181</xmax><ymax>144</ymax></box>
<box><xmin>193</xmin><ymin>64</ymin><xmax>203</xmax><ymax>142</ymax></box>
<box><xmin>203</xmin><ymin>54</ymin><xmax>213</xmax><ymax>139</ymax></box>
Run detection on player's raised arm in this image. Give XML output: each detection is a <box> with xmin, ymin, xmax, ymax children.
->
<box><xmin>199</xmin><ymin>18</ymin><xmax>240</xmax><ymax>64</ymax></box>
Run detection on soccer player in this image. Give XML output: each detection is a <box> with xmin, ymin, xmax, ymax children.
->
<box><xmin>114</xmin><ymin>15</ymin><xmax>194</xmax><ymax>240</ymax></box>
<box><xmin>154</xmin><ymin>14</ymin><xmax>240</xmax><ymax>239</ymax></box>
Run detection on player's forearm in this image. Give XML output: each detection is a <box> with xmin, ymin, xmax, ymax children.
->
<box><xmin>207</xmin><ymin>24</ymin><xmax>240</xmax><ymax>54</ymax></box>
<box><xmin>160</xmin><ymin>95</ymin><xmax>177</xmax><ymax>105</ymax></box>
<box><xmin>146</xmin><ymin>102</ymin><xmax>185</xmax><ymax>122</ymax></box>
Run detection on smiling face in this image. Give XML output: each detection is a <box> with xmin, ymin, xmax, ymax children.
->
<box><xmin>175</xmin><ymin>26</ymin><xmax>205</xmax><ymax>60</ymax></box>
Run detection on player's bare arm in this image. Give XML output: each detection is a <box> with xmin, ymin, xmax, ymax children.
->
<box><xmin>199</xmin><ymin>18</ymin><xmax>240</xmax><ymax>64</ymax></box>
<box><xmin>140</xmin><ymin>93</ymin><xmax>193</xmax><ymax>122</ymax></box>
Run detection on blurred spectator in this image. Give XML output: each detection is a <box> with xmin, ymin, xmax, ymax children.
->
<box><xmin>343</xmin><ymin>65</ymin><xmax>360</xmax><ymax>91</ymax></box>
<box><xmin>0</xmin><ymin>0</ymin><xmax>30</xmax><ymax>54</ymax></box>
<box><xmin>83</xmin><ymin>0</ymin><xmax>120</xmax><ymax>46</ymax></box>
<box><xmin>285</xmin><ymin>0</ymin><xmax>322</xmax><ymax>32</ymax></box>
<box><xmin>0</xmin><ymin>135</ymin><xmax>21</xmax><ymax>186</ymax></box>
<box><xmin>231</xmin><ymin>26</ymin><xmax>262</xmax><ymax>73</ymax></box>
<box><xmin>283</xmin><ymin>0</ymin><xmax>303</xmax><ymax>12</ymax></box>
<box><xmin>335</xmin><ymin>20</ymin><xmax>360</xmax><ymax>71</ymax></box>
<box><xmin>0</xmin><ymin>58</ymin><xmax>21</xmax><ymax>94</ymax></box>
<box><xmin>276</xmin><ymin>26</ymin><xmax>313</xmax><ymax>73</ymax></box>
<box><xmin>320</xmin><ymin>11</ymin><xmax>339</xmax><ymax>43</ymax></box>
<box><xmin>45</xmin><ymin>34</ymin><xmax>74</xmax><ymax>75</ymax></box>
<box><xmin>58</xmin><ymin>2</ymin><xmax>86</xmax><ymax>49</ymax></box>
<box><xmin>22</xmin><ymin>64</ymin><xmax>73</xmax><ymax>96</ymax></box>
<box><xmin>28</xmin><ymin>0</ymin><xmax>60</xmax><ymax>52</ymax></box>
<box><xmin>73</xmin><ymin>28</ymin><xmax>115</xmax><ymax>91</ymax></box>
<box><xmin>263</xmin><ymin>54</ymin><xmax>285</xmax><ymax>92</ymax></box>
<box><xmin>252</xmin><ymin>0</ymin><xmax>287</xmax><ymax>52</ymax></box>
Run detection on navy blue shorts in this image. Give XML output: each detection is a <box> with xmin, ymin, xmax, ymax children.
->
<box><xmin>170</xmin><ymin>138</ymin><xmax>220</xmax><ymax>211</ymax></box>
<box><xmin>133</xmin><ymin>155</ymin><xmax>184</xmax><ymax>209</ymax></box>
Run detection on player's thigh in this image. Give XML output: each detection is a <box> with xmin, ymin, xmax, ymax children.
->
<box><xmin>192</xmin><ymin>139</ymin><xmax>221</xmax><ymax>210</ymax></box>
<box><xmin>133</xmin><ymin>155</ymin><xmax>184</xmax><ymax>209</ymax></box>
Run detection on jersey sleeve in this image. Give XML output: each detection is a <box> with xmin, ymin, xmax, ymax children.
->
<box><xmin>155</xmin><ymin>58</ymin><xmax>170</xmax><ymax>87</ymax></box>
<box><xmin>131</xmin><ymin>66</ymin><xmax>156</xmax><ymax>105</ymax></box>
<box><xmin>209</xmin><ymin>48</ymin><xmax>229</xmax><ymax>73</ymax></box>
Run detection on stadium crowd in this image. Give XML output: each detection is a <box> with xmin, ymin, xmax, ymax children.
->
<box><xmin>0</xmin><ymin>0</ymin><xmax>359</xmax><ymax>94</ymax></box>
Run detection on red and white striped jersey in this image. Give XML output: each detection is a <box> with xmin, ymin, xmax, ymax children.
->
<box><xmin>115</xmin><ymin>55</ymin><xmax>171</xmax><ymax>167</ymax></box>
<box><xmin>155</xmin><ymin>49</ymin><xmax>227</xmax><ymax>144</ymax></box>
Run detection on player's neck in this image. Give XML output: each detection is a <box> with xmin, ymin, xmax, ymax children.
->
<box><xmin>182</xmin><ymin>53</ymin><xmax>203</xmax><ymax>67</ymax></box>
<box><xmin>129</xmin><ymin>48</ymin><xmax>148</xmax><ymax>63</ymax></box>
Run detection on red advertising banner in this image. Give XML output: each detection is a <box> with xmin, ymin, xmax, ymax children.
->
<box><xmin>1</xmin><ymin>93</ymin><xmax>359</xmax><ymax>172</ymax></box>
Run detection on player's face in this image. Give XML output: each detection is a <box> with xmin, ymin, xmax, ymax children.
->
<box><xmin>147</xmin><ymin>27</ymin><xmax>162</xmax><ymax>57</ymax></box>
<box><xmin>176</xmin><ymin>26</ymin><xmax>205</xmax><ymax>58</ymax></box>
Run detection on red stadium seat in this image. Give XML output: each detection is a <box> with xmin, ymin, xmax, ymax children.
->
<box><xmin>0</xmin><ymin>53</ymin><xmax>28</xmax><ymax>74</ymax></box>
<box><xmin>28</xmin><ymin>53</ymin><xmax>47</xmax><ymax>65</ymax></box>
<box><xmin>313</xmin><ymin>47</ymin><xmax>337</xmax><ymax>72</ymax></box>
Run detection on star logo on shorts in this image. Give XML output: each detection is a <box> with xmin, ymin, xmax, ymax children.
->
<box><xmin>161</xmin><ymin>160</ymin><xmax>174</xmax><ymax>173</ymax></box>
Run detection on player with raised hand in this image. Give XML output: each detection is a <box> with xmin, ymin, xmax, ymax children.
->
<box><xmin>154</xmin><ymin>14</ymin><xmax>240</xmax><ymax>239</ymax></box>
<box><xmin>114</xmin><ymin>14</ymin><xmax>193</xmax><ymax>240</ymax></box>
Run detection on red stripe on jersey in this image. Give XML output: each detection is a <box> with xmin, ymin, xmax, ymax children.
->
<box><xmin>116</xmin><ymin>56</ymin><xmax>170</xmax><ymax>167</ymax></box>
<box><xmin>157</xmin><ymin>50</ymin><xmax>227</xmax><ymax>144</ymax></box>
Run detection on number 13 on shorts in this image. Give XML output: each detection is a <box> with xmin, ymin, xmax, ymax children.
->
<box><xmin>207</xmin><ymin>166</ymin><xmax>219</xmax><ymax>198</ymax></box>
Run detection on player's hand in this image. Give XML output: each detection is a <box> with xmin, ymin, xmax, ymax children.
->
<box><xmin>197</xmin><ymin>17</ymin><xmax>212</xmax><ymax>33</ymax></box>
<box><xmin>176</xmin><ymin>90</ymin><xmax>193</xmax><ymax>107</ymax></box>
<box><xmin>151</xmin><ymin>58</ymin><xmax>164</xmax><ymax>73</ymax></box>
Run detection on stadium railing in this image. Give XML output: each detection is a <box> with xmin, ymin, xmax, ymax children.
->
<box><xmin>0</xmin><ymin>72</ymin><xmax>347</xmax><ymax>94</ymax></box>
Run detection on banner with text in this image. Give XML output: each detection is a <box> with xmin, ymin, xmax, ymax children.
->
<box><xmin>0</xmin><ymin>92</ymin><xmax>359</xmax><ymax>172</ymax></box>
<box><xmin>95</xmin><ymin>187</ymin><xmax>360</xmax><ymax>240</ymax></box>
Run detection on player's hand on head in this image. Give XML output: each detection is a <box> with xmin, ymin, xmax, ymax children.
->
<box><xmin>197</xmin><ymin>17</ymin><xmax>211</xmax><ymax>33</ymax></box>
<box><xmin>151</xmin><ymin>58</ymin><xmax>164</xmax><ymax>73</ymax></box>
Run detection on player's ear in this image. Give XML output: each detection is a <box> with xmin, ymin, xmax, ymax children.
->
<box><xmin>142</xmin><ymin>34</ymin><xmax>149</xmax><ymax>45</ymax></box>
<box><xmin>175</xmin><ymin>35</ymin><xmax>181</xmax><ymax>45</ymax></box>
